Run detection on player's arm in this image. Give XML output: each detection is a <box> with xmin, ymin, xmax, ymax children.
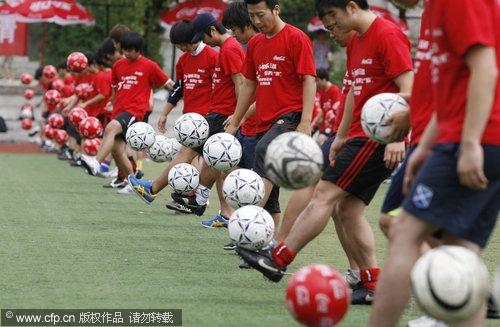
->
<box><xmin>225</xmin><ymin>78</ymin><xmax>256</xmax><ymax>134</ymax></box>
<box><xmin>458</xmin><ymin>45</ymin><xmax>498</xmax><ymax>190</ymax></box>
<box><xmin>231</xmin><ymin>73</ymin><xmax>244</xmax><ymax>100</ymax></box>
<box><xmin>80</xmin><ymin>94</ymin><xmax>105</xmax><ymax>109</ymax></box>
<box><xmin>329</xmin><ymin>88</ymin><xmax>354</xmax><ymax>166</ymax></box>
<box><xmin>296</xmin><ymin>75</ymin><xmax>316</xmax><ymax>135</ymax></box>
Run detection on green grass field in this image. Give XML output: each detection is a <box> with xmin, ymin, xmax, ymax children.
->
<box><xmin>0</xmin><ymin>153</ymin><xmax>498</xmax><ymax>327</ymax></box>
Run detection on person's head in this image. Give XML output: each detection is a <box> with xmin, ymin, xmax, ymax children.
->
<box><xmin>223</xmin><ymin>2</ymin><xmax>259</xmax><ymax>44</ymax></box>
<box><xmin>57</xmin><ymin>62</ymin><xmax>69</xmax><ymax>76</ymax></box>
<box><xmin>192</xmin><ymin>13</ymin><xmax>227</xmax><ymax>47</ymax></box>
<box><xmin>316</xmin><ymin>0</ymin><xmax>369</xmax><ymax>33</ymax></box>
<box><xmin>244</xmin><ymin>0</ymin><xmax>281</xmax><ymax>35</ymax></box>
<box><xmin>120</xmin><ymin>31</ymin><xmax>144</xmax><ymax>61</ymax></box>
<box><xmin>97</xmin><ymin>37</ymin><xmax>122</xmax><ymax>65</ymax></box>
<box><xmin>84</xmin><ymin>52</ymin><xmax>98</xmax><ymax>73</ymax></box>
<box><xmin>316</xmin><ymin>68</ymin><xmax>331</xmax><ymax>90</ymax></box>
<box><xmin>320</xmin><ymin>8</ymin><xmax>353</xmax><ymax>48</ymax></box>
<box><xmin>170</xmin><ymin>21</ymin><xmax>199</xmax><ymax>53</ymax></box>
<box><xmin>108</xmin><ymin>24</ymin><xmax>130</xmax><ymax>51</ymax></box>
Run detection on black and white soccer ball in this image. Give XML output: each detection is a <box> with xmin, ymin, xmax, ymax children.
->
<box><xmin>167</xmin><ymin>163</ymin><xmax>200</xmax><ymax>194</ymax></box>
<box><xmin>170</xmin><ymin>138</ymin><xmax>182</xmax><ymax>158</ymax></box>
<box><xmin>125</xmin><ymin>122</ymin><xmax>156</xmax><ymax>151</ymax></box>
<box><xmin>223</xmin><ymin>169</ymin><xmax>265</xmax><ymax>209</ymax></box>
<box><xmin>203</xmin><ymin>133</ymin><xmax>242</xmax><ymax>171</ymax></box>
<box><xmin>411</xmin><ymin>245</ymin><xmax>489</xmax><ymax>323</ymax></box>
<box><xmin>228</xmin><ymin>205</ymin><xmax>275</xmax><ymax>251</ymax></box>
<box><xmin>361</xmin><ymin>93</ymin><xmax>409</xmax><ymax>144</ymax></box>
<box><xmin>264</xmin><ymin>132</ymin><xmax>324</xmax><ymax>189</ymax></box>
<box><xmin>173</xmin><ymin>113</ymin><xmax>210</xmax><ymax>148</ymax></box>
<box><xmin>148</xmin><ymin>135</ymin><xmax>173</xmax><ymax>163</ymax></box>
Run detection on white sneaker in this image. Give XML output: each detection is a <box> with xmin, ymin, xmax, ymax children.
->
<box><xmin>345</xmin><ymin>269</ymin><xmax>361</xmax><ymax>288</ymax></box>
<box><xmin>80</xmin><ymin>154</ymin><xmax>100</xmax><ymax>176</ymax></box>
<box><xmin>117</xmin><ymin>183</ymin><xmax>134</xmax><ymax>194</ymax></box>
<box><xmin>407</xmin><ymin>316</ymin><xmax>448</xmax><ymax>327</ymax></box>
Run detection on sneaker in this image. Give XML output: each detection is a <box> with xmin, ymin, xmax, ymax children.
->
<box><xmin>407</xmin><ymin>315</ymin><xmax>448</xmax><ymax>327</ymax></box>
<box><xmin>201</xmin><ymin>211</ymin><xmax>229</xmax><ymax>228</ymax></box>
<box><xmin>239</xmin><ymin>261</ymin><xmax>252</xmax><ymax>269</ymax></box>
<box><xmin>57</xmin><ymin>148</ymin><xmax>71</xmax><ymax>160</ymax></box>
<box><xmin>127</xmin><ymin>175</ymin><xmax>156</xmax><ymax>204</ymax></box>
<box><xmin>171</xmin><ymin>193</ymin><xmax>207</xmax><ymax>216</ymax></box>
<box><xmin>165</xmin><ymin>201</ymin><xmax>192</xmax><ymax>214</ymax></box>
<box><xmin>487</xmin><ymin>295</ymin><xmax>499</xmax><ymax>319</ymax></box>
<box><xmin>235</xmin><ymin>247</ymin><xmax>285</xmax><ymax>283</ymax></box>
<box><xmin>135</xmin><ymin>169</ymin><xmax>144</xmax><ymax>179</ymax></box>
<box><xmin>350</xmin><ymin>284</ymin><xmax>374</xmax><ymax>305</ymax></box>
<box><xmin>68</xmin><ymin>159</ymin><xmax>82</xmax><ymax>167</ymax></box>
<box><xmin>103</xmin><ymin>178</ymin><xmax>127</xmax><ymax>189</ymax></box>
<box><xmin>345</xmin><ymin>269</ymin><xmax>361</xmax><ymax>289</ymax></box>
<box><xmin>80</xmin><ymin>155</ymin><xmax>101</xmax><ymax>176</ymax></box>
<box><xmin>223</xmin><ymin>241</ymin><xmax>236</xmax><ymax>251</ymax></box>
<box><xmin>117</xmin><ymin>183</ymin><xmax>134</xmax><ymax>194</ymax></box>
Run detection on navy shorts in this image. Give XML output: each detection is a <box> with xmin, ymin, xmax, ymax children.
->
<box><xmin>235</xmin><ymin>130</ymin><xmax>258</xmax><ymax>170</ymax></box>
<box><xmin>321</xmin><ymin>135</ymin><xmax>336</xmax><ymax>171</ymax></box>
<box><xmin>194</xmin><ymin>112</ymin><xmax>228</xmax><ymax>156</ymax></box>
<box><xmin>381</xmin><ymin>145</ymin><xmax>416</xmax><ymax>214</ymax></box>
<box><xmin>114</xmin><ymin>111</ymin><xmax>137</xmax><ymax>142</ymax></box>
<box><xmin>402</xmin><ymin>143</ymin><xmax>500</xmax><ymax>248</ymax></box>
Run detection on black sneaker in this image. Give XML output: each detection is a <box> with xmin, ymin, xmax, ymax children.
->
<box><xmin>68</xmin><ymin>159</ymin><xmax>82</xmax><ymax>167</ymax></box>
<box><xmin>239</xmin><ymin>261</ymin><xmax>252</xmax><ymax>269</ymax></box>
<box><xmin>350</xmin><ymin>284</ymin><xmax>374</xmax><ymax>305</ymax></box>
<box><xmin>235</xmin><ymin>247</ymin><xmax>285</xmax><ymax>283</ymax></box>
<box><xmin>487</xmin><ymin>295</ymin><xmax>499</xmax><ymax>319</ymax></box>
<box><xmin>103</xmin><ymin>178</ymin><xmax>127</xmax><ymax>189</ymax></box>
<box><xmin>57</xmin><ymin>148</ymin><xmax>71</xmax><ymax>160</ymax></box>
<box><xmin>135</xmin><ymin>169</ymin><xmax>144</xmax><ymax>179</ymax></box>
<box><xmin>171</xmin><ymin>193</ymin><xmax>207</xmax><ymax>216</ymax></box>
<box><xmin>223</xmin><ymin>241</ymin><xmax>236</xmax><ymax>251</ymax></box>
<box><xmin>165</xmin><ymin>201</ymin><xmax>192</xmax><ymax>214</ymax></box>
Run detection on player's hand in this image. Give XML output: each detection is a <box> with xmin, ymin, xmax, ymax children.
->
<box><xmin>385</xmin><ymin>110</ymin><xmax>410</xmax><ymax>142</ymax></box>
<box><xmin>403</xmin><ymin>145</ymin><xmax>431</xmax><ymax>195</ymax></box>
<box><xmin>457</xmin><ymin>142</ymin><xmax>488</xmax><ymax>190</ymax></box>
<box><xmin>296</xmin><ymin>121</ymin><xmax>311</xmax><ymax>136</ymax></box>
<box><xmin>157</xmin><ymin>114</ymin><xmax>168</xmax><ymax>134</ymax></box>
<box><xmin>104</xmin><ymin>102</ymin><xmax>113</xmax><ymax>113</ymax></box>
<box><xmin>329</xmin><ymin>137</ymin><xmax>346</xmax><ymax>167</ymax></box>
<box><xmin>384</xmin><ymin>141</ymin><xmax>406</xmax><ymax>170</ymax></box>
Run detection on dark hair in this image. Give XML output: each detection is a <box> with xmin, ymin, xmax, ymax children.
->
<box><xmin>108</xmin><ymin>24</ymin><xmax>130</xmax><ymax>44</ymax></box>
<box><xmin>57</xmin><ymin>62</ymin><xmax>68</xmax><ymax>70</ymax></box>
<box><xmin>203</xmin><ymin>21</ymin><xmax>227</xmax><ymax>37</ymax></box>
<box><xmin>84</xmin><ymin>52</ymin><xmax>97</xmax><ymax>66</ymax></box>
<box><xmin>223</xmin><ymin>2</ymin><xmax>258</xmax><ymax>32</ymax></box>
<box><xmin>244</xmin><ymin>0</ymin><xmax>280</xmax><ymax>9</ymax></box>
<box><xmin>316</xmin><ymin>0</ymin><xmax>369</xmax><ymax>12</ymax></box>
<box><xmin>316</xmin><ymin>68</ymin><xmax>330</xmax><ymax>81</ymax></box>
<box><xmin>120</xmin><ymin>31</ymin><xmax>145</xmax><ymax>52</ymax></box>
<box><xmin>170</xmin><ymin>20</ymin><xmax>196</xmax><ymax>44</ymax></box>
<box><xmin>97</xmin><ymin>38</ymin><xmax>116</xmax><ymax>58</ymax></box>
<box><xmin>34</xmin><ymin>66</ymin><xmax>43</xmax><ymax>80</ymax></box>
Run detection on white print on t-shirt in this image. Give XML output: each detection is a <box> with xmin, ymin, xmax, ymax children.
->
<box><xmin>212</xmin><ymin>67</ymin><xmax>222</xmax><ymax>88</ymax></box>
<box><xmin>184</xmin><ymin>73</ymin><xmax>204</xmax><ymax>90</ymax></box>
<box><xmin>430</xmin><ymin>28</ymin><xmax>449</xmax><ymax>85</ymax></box>
<box><xmin>361</xmin><ymin>58</ymin><xmax>373</xmax><ymax>65</ymax></box>
<box><xmin>351</xmin><ymin>67</ymin><xmax>372</xmax><ymax>96</ymax></box>
<box><xmin>117</xmin><ymin>74</ymin><xmax>139</xmax><ymax>91</ymax></box>
<box><xmin>256</xmin><ymin>60</ymin><xmax>284</xmax><ymax>86</ymax></box>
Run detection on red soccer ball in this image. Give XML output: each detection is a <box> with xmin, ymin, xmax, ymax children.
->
<box><xmin>44</xmin><ymin>89</ymin><xmax>62</xmax><ymax>106</ymax></box>
<box><xmin>21</xmin><ymin>118</ymin><xmax>33</xmax><ymax>130</ymax></box>
<box><xmin>79</xmin><ymin>117</ymin><xmax>103</xmax><ymax>139</ymax></box>
<box><xmin>43</xmin><ymin>125</ymin><xmax>56</xmax><ymax>139</ymax></box>
<box><xmin>24</xmin><ymin>88</ymin><xmax>35</xmax><ymax>100</ymax></box>
<box><xmin>21</xmin><ymin>73</ymin><xmax>33</xmax><ymax>85</ymax></box>
<box><xmin>43</xmin><ymin>65</ymin><xmax>57</xmax><ymax>79</ymax></box>
<box><xmin>74</xmin><ymin>83</ymin><xmax>93</xmax><ymax>100</ymax></box>
<box><xmin>286</xmin><ymin>264</ymin><xmax>350</xmax><ymax>327</ymax></box>
<box><xmin>54</xmin><ymin>129</ymin><xmax>69</xmax><ymax>145</ymax></box>
<box><xmin>51</xmin><ymin>78</ymin><xmax>65</xmax><ymax>92</ymax></box>
<box><xmin>67</xmin><ymin>52</ymin><xmax>88</xmax><ymax>73</ymax></box>
<box><xmin>68</xmin><ymin>107</ymin><xmax>88</xmax><ymax>126</ymax></box>
<box><xmin>82</xmin><ymin>138</ymin><xmax>101</xmax><ymax>156</ymax></box>
<box><xmin>48</xmin><ymin>113</ymin><xmax>65</xmax><ymax>129</ymax></box>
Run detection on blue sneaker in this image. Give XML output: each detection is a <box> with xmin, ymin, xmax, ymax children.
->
<box><xmin>128</xmin><ymin>175</ymin><xmax>156</xmax><ymax>204</ymax></box>
<box><xmin>201</xmin><ymin>211</ymin><xmax>229</xmax><ymax>228</ymax></box>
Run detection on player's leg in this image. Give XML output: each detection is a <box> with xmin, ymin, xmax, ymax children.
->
<box><xmin>111</xmin><ymin>137</ymin><xmax>133</xmax><ymax>176</ymax></box>
<box><xmin>276</xmin><ymin>185</ymin><xmax>314</xmax><ymax>241</ymax></box>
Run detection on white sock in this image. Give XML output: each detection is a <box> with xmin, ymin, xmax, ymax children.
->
<box><xmin>195</xmin><ymin>185</ymin><xmax>210</xmax><ymax>205</ymax></box>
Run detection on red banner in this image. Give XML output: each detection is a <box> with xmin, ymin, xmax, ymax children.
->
<box><xmin>0</xmin><ymin>17</ymin><xmax>27</xmax><ymax>56</ymax></box>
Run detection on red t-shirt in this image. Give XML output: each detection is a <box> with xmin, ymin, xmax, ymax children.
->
<box><xmin>176</xmin><ymin>43</ymin><xmax>218</xmax><ymax>116</ymax></box>
<box><xmin>346</xmin><ymin>17</ymin><xmax>413</xmax><ymax>139</ymax></box>
<box><xmin>429</xmin><ymin>0</ymin><xmax>500</xmax><ymax>145</ymax></box>
<box><xmin>74</xmin><ymin>72</ymin><xmax>95</xmax><ymax>101</ymax></box>
<box><xmin>409</xmin><ymin>5</ymin><xmax>433</xmax><ymax>146</ymax></box>
<box><xmin>243</xmin><ymin>24</ymin><xmax>317</xmax><ymax>134</ymax></box>
<box><xmin>112</xmin><ymin>56</ymin><xmax>170</xmax><ymax>120</ymax></box>
<box><xmin>333</xmin><ymin>72</ymin><xmax>353</xmax><ymax>133</ymax></box>
<box><xmin>86</xmin><ymin>70</ymin><xmax>112</xmax><ymax>117</ymax></box>
<box><xmin>210</xmin><ymin>36</ymin><xmax>245</xmax><ymax>116</ymax></box>
<box><xmin>319</xmin><ymin>84</ymin><xmax>342</xmax><ymax>132</ymax></box>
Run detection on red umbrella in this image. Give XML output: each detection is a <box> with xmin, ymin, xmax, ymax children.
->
<box><xmin>307</xmin><ymin>16</ymin><xmax>327</xmax><ymax>33</ymax></box>
<box><xmin>159</xmin><ymin>0</ymin><xmax>227</xmax><ymax>28</ymax></box>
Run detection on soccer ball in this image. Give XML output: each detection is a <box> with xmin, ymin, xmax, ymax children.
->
<box><xmin>228</xmin><ymin>205</ymin><xmax>274</xmax><ymax>251</ymax></box>
<box><xmin>21</xmin><ymin>73</ymin><xmax>33</xmax><ymax>85</ymax></box>
<box><xmin>67</xmin><ymin>52</ymin><xmax>88</xmax><ymax>73</ymax></box>
<box><xmin>43</xmin><ymin>125</ymin><xmax>56</xmax><ymax>139</ymax></box>
<box><xmin>24</xmin><ymin>89</ymin><xmax>35</xmax><ymax>100</ymax></box>
<box><xmin>125</xmin><ymin>122</ymin><xmax>156</xmax><ymax>151</ymax></box>
<box><xmin>48</xmin><ymin>113</ymin><xmax>64</xmax><ymax>129</ymax></box>
<box><xmin>173</xmin><ymin>113</ymin><xmax>210</xmax><ymax>148</ymax></box>
<box><xmin>82</xmin><ymin>138</ymin><xmax>101</xmax><ymax>156</ymax></box>
<box><xmin>44</xmin><ymin>89</ymin><xmax>62</xmax><ymax>106</ymax></box>
<box><xmin>170</xmin><ymin>138</ymin><xmax>182</xmax><ymax>157</ymax></box>
<box><xmin>361</xmin><ymin>93</ymin><xmax>409</xmax><ymax>144</ymax></box>
<box><xmin>79</xmin><ymin>117</ymin><xmax>103</xmax><ymax>139</ymax></box>
<box><xmin>223</xmin><ymin>169</ymin><xmax>265</xmax><ymax>209</ymax></box>
<box><xmin>203</xmin><ymin>133</ymin><xmax>242</xmax><ymax>171</ymax></box>
<box><xmin>168</xmin><ymin>163</ymin><xmax>199</xmax><ymax>194</ymax></box>
<box><xmin>53</xmin><ymin>129</ymin><xmax>69</xmax><ymax>145</ymax></box>
<box><xmin>411</xmin><ymin>245</ymin><xmax>489</xmax><ymax>323</ymax></box>
<box><xmin>68</xmin><ymin>107</ymin><xmax>88</xmax><ymax>126</ymax></box>
<box><xmin>265</xmin><ymin>132</ymin><xmax>324</xmax><ymax>189</ymax></box>
<box><xmin>286</xmin><ymin>264</ymin><xmax>350</xmax><ymax>327</ymax></box>
<box><xmin>21</xmin><ymin>118</ymin><xmax>32</xmax><ymax>130</ymax></box>
<box><xmin>51</xmin><ymin>79</ymin><xmax>65</xmax><ymax>92</ymax></box>
<box><xmin>75</xmin><ymin>83</ymin><xmax>94</xmax><ymax>100</ymax></box>
<box><xmin>42</xmin><ymin>65</ymin><xmax>57</xmax><ymax>79</ymax></box>
<box><xmin>149</xmin><ymin>135</ymin><xmax>173</xmax><ymax>163</ymax></box>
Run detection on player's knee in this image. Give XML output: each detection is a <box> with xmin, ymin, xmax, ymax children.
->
<box><xmin>104</xmin><ymin>120</ymin><xmax>122</xmax><ymax>136</ymax></box>
<box><xmin>379</xmin><ymin>213</ymin><xmax>392</xmax><ymax>237</ymax></box>
<box><xmin>312</xmin><ymin>181</ymin><xmax>339</xmax><ymax>206</ymax></box>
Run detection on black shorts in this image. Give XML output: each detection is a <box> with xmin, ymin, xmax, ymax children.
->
<box><xmin>402</xmin><ymin>143</ymin><xmax>500</xmax><ymax>248</ymax></box>
<box><xmin>381</xmin><ymin>145</ymin><xmax>416</xmax><ymax>214</ymax></box>
<box><xmin>253</xmin><ymin>112</ymin><xmax>302</xmax><ymax>214</ymax></box>
<box><xmin>42</xmin><ymin>111</ymin><xmax>50</xmax><ymax>120</ymax></box>
<box><xmin>114</xmin><ymin>111</ymin><xmax>138</xmax><ymax>141</ymax></box>
<box><xmin>67</xmin><ymin>120</ymin><xmax>81</xmax><ymax>145</ymax></box>
<box><xmin>96</xmin><ymin>114</ymin><xmax>110</xmax><ymax>129</ymax></box>
<box><xmin>143</xmin><ymin>111</ymin><xmax>152</xmax><ymax>123</ymax></box>
<box><xmin>322</xmin><ymin>137</ymin><xmax>393</xmax><ymax>205</ymax></box>
<box><xmin>193</xmin><ymin>112</ymin><xmax>228</xmax><ymax>156</ymax></box>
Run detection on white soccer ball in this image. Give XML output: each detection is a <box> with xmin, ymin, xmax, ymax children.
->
<box><xmin>125</xmin><ymin>122</ymin><xmax>156</xmax><ymax>151</ymax></box>
<box><xmin>148</xmin><ymin>135</ymin><xmax>173</xmax><ymax>163</ymax></box>
<box><xmin>170</xmin><ymin>138</ymin><xmax>182</xmax><ymax>157</ymax></box>
<box><xmin>167</xmin><ymin>163</ymin><xmax>199</xmax><ymax>194</ymax></box>
<box><xmin>203</xmin><ymin>133</ymin><xmax>242</xmax><ymax>171</ymax></box>
<box><xmin>228</xmin><ymin>205</ymin><xmax>275</xmax><ymax>251</ymax></box>
<box><xmin>361</xmin><ymin>93</ymin><xmax>409</xmax><ymax>144</ymax></box>
<box><xmin>223</xmin><ymin>169</ymin><xmax>265</xmax><ymax>209</ymax></box>
<box><xmin>264</xmin><ymin>132</ymin><xmax>324</xmax><ymax>189</ymax></box>
<box><xmin>173</xmin><ymin>113</ymin><xmax>210</xmax><ymax>148</ymax></box>
<box><xmin>411</xmin><ymin>245</ymin><xmax>489</xmax><ymax>323</ymax></box>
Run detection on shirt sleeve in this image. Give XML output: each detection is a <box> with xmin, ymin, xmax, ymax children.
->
<box><xmin>291</xmin><ymin>32</ymin><xmax>317</xmax><ymax>77</ymax></box>
<box><xmin>96</xmin><ymin>73</ymin><xmax>112</xmax><ymax>97</ymax></box>
<box><xmin>111</xmin><ymin>65</ymin><xmax>118</xmax><ymax>88</ymax></box>
<box><xmin>148</xmin><ymin>61</ymin><xmax>170</xmax><ymax>88</ymax></box>
<box><xmin>175</xmin><ymin>57</ymin><xmax>183</xmax><ymax>81</ymax></box>
<box><xmin>442</xmin><ymin>0</ymin><xmax>495</xmax><ymax>57</ymax></box>
<box><xmin>221</xmin><ymin>44</ymin><xmax>245</xmax><ymax>76</ymax></box>
<box><xmin>378</xmin><ymin>29</ymin><xmax>413</xmax><ymax>78</ymax></box>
